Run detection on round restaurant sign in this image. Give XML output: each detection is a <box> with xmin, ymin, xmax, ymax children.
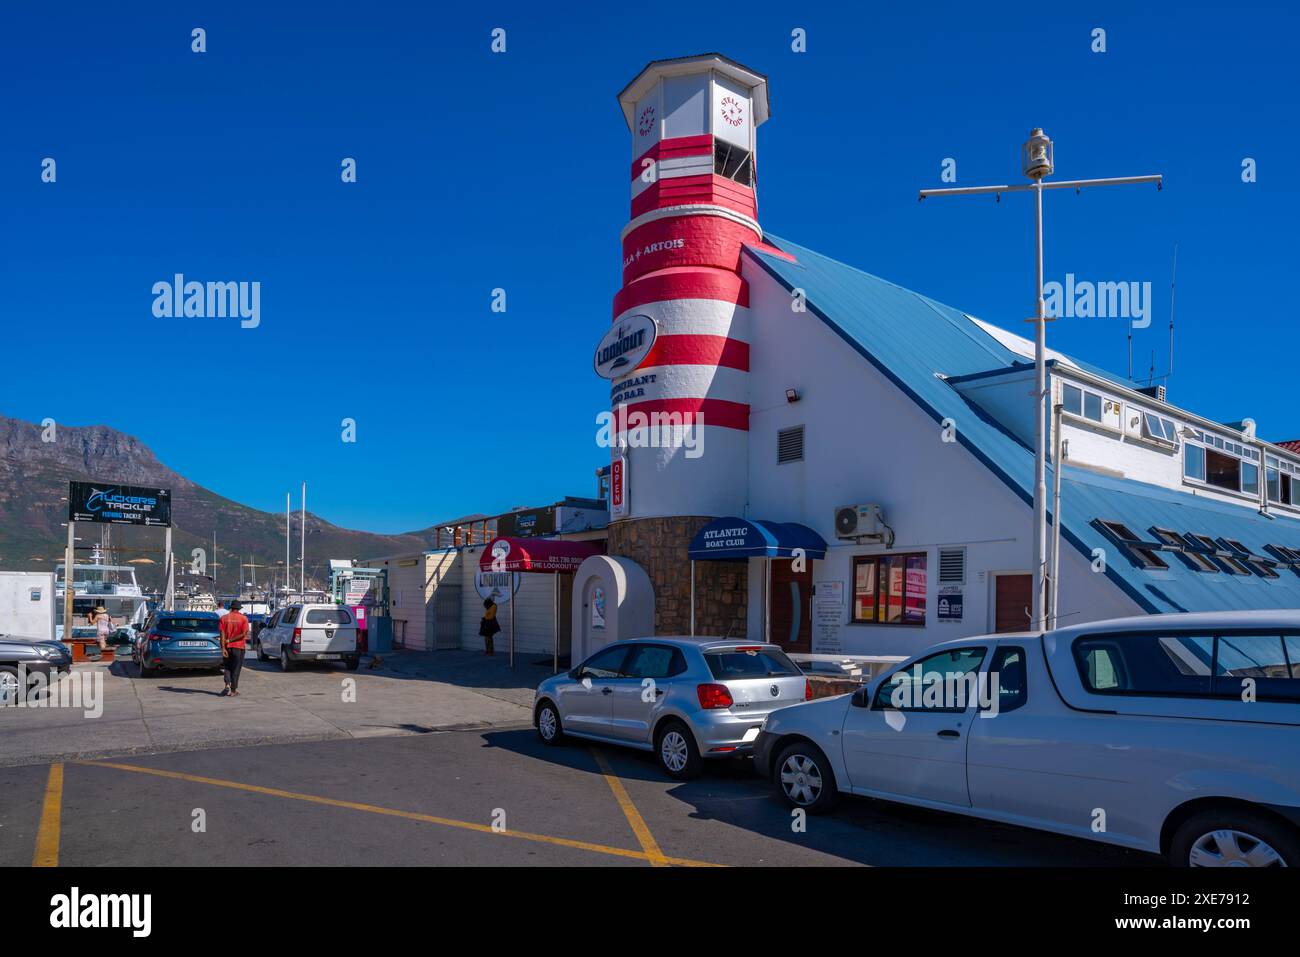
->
<box><xmin>594</xmin><ymin>314</ymin><xmax>658</xmax><ymax>379</ymax></box>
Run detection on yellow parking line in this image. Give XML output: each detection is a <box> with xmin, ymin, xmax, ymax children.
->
<box><xmin>33</xmin><ymin>762</ymin><xmax>63</xmax><ymax>867</ymax></box>
<box><xmin>590</xmin><ymin>748</ymin><xmax>669</xmax><ymax>867</ymax></box>
<box><xmin>77</xmin><ymin>760</ymin><xmax>719</xmax><ymax>867</ymax></box>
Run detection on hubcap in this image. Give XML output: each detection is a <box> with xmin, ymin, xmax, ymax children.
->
<box><xmin>539</xmin><ymin>708</ymin><xmax>556</xmax><ymax>739</ymax></box>
<box><xmin>1190</xmin><ymin>829</ymin><xmax>1286</xmax><ymax>867</ymax></box>
<box><xmin>780</xmin><ymin>754</ymin><xmax>824</xmax><ymax>805</ymax></box>
<box><xmin>661</xmin><ymin>731</ymin><xmax>688</xmax><ymax>772</ymax></box>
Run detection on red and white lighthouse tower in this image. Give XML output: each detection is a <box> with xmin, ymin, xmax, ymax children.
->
<box><xmin>598</xmin><ymin>54</ymin><xmax>770</xmax><ymax>521</ymax></box>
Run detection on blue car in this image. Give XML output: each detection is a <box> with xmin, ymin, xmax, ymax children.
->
<box><xmin>133</xmin><ymin>611</ymin><xmax>224</xmax><ymax>676</ymax></box>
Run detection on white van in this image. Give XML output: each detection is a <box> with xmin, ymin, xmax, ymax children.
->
<box><xmin>256</xmin><ymin>603</ymin><xmax>360</xmax><ymax>671</ymax></box>
<box><xmin>754</xmin><ymin>610</ymin><xmax>1300</xmax><ymax>867</ymax></box>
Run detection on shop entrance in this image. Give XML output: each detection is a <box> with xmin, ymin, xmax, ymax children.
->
<box><xmin>769</xmin><ymin>560</ymin><xmax>812</xmax><ymax>654</ymax></box>
<box><xmin>994</xmin><ymin>573</ymin><xmax>1032</xmax><ymax>633</ymax></box>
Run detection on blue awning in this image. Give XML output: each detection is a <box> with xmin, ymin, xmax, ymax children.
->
<box><xmin>688</xmin><ymin>517</ymin><xmax>828</xmax><ymax>561</ymax></box>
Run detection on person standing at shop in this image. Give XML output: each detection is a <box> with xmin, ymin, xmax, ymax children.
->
<box><xmin>219</xmin><ymin>600</ymin><xmax>250</xmax><ymax>697</ymax></box>
<box><xmin>478</xmin><ymin>598</ymin><xmax>500</xmax><ymax>657</ymax></box>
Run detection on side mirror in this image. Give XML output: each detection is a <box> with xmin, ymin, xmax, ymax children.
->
<box><xmin>851</xmin><ymin>687</ymin><xmax>870</xmax><ymax>708</ymax></box>
<box><xmin>569</xmin><ymin>667</ymin><xmax>583</xmax><ymax>681</ymax></box>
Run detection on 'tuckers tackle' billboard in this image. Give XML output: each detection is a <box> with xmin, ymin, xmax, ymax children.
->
<box><xmin>68</xmin><ymin>482</ymin><xmax>172</xmax><ymax>527</ymax></box>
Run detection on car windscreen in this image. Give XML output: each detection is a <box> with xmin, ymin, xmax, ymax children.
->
<box><xmin>704</xmin><ymin>647</ymin><xmax>801</xmax><ymax>679</ymax></box>
<box><xmin>305</xmin><ymin>608</ymin><xmax>352</xmax><ymax>625</ymax></box>
<box><xmin>157</xmin><ymin>618</ymin><xmax>218</xmax><ymax>633</ymax></box>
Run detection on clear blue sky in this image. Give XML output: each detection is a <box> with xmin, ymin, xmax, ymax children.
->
<box><xmin>3</xmin><ymin>1</ymin><xmax>1296</xmax><ymax>533</ymax></box>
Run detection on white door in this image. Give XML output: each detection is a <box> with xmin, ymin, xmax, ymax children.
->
<box><xmin>841</xmin><ymin>645</ymin><xmax>989</xmax><ymax>808</ymax></box>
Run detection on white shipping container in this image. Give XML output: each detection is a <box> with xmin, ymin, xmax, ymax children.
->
<box><xmin>0</xmin><ymin>571</ymin><xmax>57</xmax><ymax>641</ymax></box>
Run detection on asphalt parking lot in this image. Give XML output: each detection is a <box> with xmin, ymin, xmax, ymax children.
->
<box><xmin>1</xmin><ymin>724</ymin><xmax>1154</xmax><ymax>867</ymax></box>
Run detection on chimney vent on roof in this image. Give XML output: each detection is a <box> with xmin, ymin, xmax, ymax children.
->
<box><xmin>1135</xmin><ymin>385</ymin><xmax>1167</xmax><ymax>403</ymax></box>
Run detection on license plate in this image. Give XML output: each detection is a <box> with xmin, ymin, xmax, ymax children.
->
<box><xmin>178</xmin><ymin>641</ymin><xmax>206</xmax><ymax>647</ymax></box>
<box><xmin>319</xmin><ymin>654</ymin><xmax>341</xmax><ymax>660</ymax></box>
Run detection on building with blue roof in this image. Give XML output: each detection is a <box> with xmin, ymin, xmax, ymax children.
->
<box><xmin>578</xmin><ymin>53</ymin><xmax>1300</xmax><ymax>663</ymax></box>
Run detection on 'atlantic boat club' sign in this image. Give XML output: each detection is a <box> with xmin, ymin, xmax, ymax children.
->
<box><xmin>594</xmin><ymin>314</ymin><xmax>658</xmax><ymax>379</ymax></box>
<box><xmin>68</xmin><ymin>482</ymin><xmax>172</xmax><ymax>527</ymax></box>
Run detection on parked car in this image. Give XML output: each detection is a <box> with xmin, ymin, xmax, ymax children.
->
<box><xmin>754</xmin><ymin>610</ymin><xmax>1300</xmax><ymax>867</ymax></box>
<box><xmin>133</xmin><ymin>611</ymin><xmax>224</xmax><ymax>676</ymax></box>
<box><xmin>533</xmin><ymin>637</ymin><xmax>811</xmax><ymax>779</ymax></box>
<box><xmin>0</xmin><ymin>633</ymin><xmax>73</xmax><ymax>702</ymax></box>
<box><xmin>256</xmin><ymin>603</ymin><xmax>359</xmax><ymax>671</ymax></box>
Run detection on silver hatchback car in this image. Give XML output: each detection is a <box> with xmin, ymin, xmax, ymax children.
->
<box><xmin>533</xmin><ymin>637</ymin><xmax>810</xmax><ymax>779</ymax></box>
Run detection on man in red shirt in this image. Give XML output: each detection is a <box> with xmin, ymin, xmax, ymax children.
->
<box><xmin>219</xmin><ymin>600</ymin><xmax>250</xmax><ymax>698</ymax></box>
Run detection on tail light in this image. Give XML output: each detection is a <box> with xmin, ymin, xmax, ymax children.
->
<box><xmin>696</xmin><ymin>683</ymin><xmax>734</xmax><ymax>710</ymax></box>
<box><xmin>292</xmin><ymin>627</ymin><xmax>302</xmax><ymax>648</ymax></box>
<box><xmin>805</xmin><ymin>678</ymin><xmax>814</xmax><ymax>701</ymax></box>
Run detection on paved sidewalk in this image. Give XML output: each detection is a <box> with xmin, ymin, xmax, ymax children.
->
<box><xmin>0</xmin><ymin>648</ymin><xmax>543</xmax><ymax>768</ymax></box>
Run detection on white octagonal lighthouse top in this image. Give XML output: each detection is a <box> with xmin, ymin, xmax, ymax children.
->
<box><xmin>617</xmin><ymin>53</ymin><xmax>770</xmax><ymax>131</ymax></box>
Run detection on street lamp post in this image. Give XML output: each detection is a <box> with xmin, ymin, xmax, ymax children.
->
<box><xmin>920</xmin><ymin>129</ymin><xmax>1161</xmax><ymax>632</ymax></box>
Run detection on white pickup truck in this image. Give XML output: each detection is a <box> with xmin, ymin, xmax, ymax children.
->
<box><xmin>754</xmin><ymin>610</ymin><xmax>1300</xmax><ymax>867</ymax></box>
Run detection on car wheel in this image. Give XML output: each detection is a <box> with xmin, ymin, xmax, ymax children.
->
<box><xmin>280</xmin><ymin>649</ymin><xmax>294</xmax><ymax>673</ymax></box>
<box><xmin>0</xmin><ymin>666</ymin><xmax>22</xmax><ymax>705</ymax></box>
<box><xmin>344</xmin><ymin>656</ymin><xmax>360</xmax><ymax>671</ymax></box>
<box><xmin>1171</xmin><ymin>809</ymin><xmax>1298</xmax><ymax>868</ymax></box>
<box><xmin>137</xmin><ymin>658</ymin><xmax>154</xmax><ymax>678</ymax></box>
<box><xmin>255</xmin><ymin>639</ymin><xmax>269</xmax><ymax>663</ymax></box>
<box><xmin>655</xmin><ymin>720</ymin><xmax>703</xmax><ymax>780</ymax></box>
<box><xmin>774</xmin><ymin>741</ymin><xmax>839</xmax><ymax>814</ymax></box>
<box><xmin>535</xmin><ymin>700</ymin><xmax>564</xmax><ymax>746</ymax></box>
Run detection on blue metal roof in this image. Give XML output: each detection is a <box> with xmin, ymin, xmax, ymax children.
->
<box><xmin>746</xmin><ymin>236</ymin><xmax>1300</xmax><ymax>614</ymax></box>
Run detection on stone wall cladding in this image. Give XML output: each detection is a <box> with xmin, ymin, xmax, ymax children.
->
<box><xmin>607</xmin><ymin>516</ymin><xmax>748</xmax><ymax>637</ymax></box>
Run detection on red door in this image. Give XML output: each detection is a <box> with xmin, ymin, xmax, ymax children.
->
<box><xmin>769</xmin><ymin>561</ymin><xmax>812</xmax><ymax>653</ymax></box>
<box><xmin>994</xmin><ymin>574</ymin><xmax>1032</xmax><ymax>633</ymax></box>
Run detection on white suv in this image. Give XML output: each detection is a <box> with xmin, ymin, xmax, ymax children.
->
<box><xmin>754</xmin><ymin>610</ymin><xmax>1300</xmax><ymax>867</ymax></box>
<box><xmin>257</xmin><ymin>604</ymin><xmax>360</xmax><ymax>671</ymax></box>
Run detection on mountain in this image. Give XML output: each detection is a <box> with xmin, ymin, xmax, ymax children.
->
<box><xmin>0</xmin><ymin>415</ymin><xmax>435</xmax><ymax>592</ymax></box>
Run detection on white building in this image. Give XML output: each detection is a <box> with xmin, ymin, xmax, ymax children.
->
<box><xmin>572</xmin><ymin>53</ymin><xmax>1300</xmax><ymax>664</ymax></box>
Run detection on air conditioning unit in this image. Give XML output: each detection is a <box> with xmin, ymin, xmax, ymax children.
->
<box><xmin>834</xmin><ymin>504</ymin><xmax>883</xmax><ymax>540</ymax></box>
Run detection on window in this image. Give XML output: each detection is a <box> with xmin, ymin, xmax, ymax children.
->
<box><xmin>987</xmin><ymin>646</ymin><xmax>1028</xmax><ymax>713</ymax></box>
<box><xmin>1074</xmin><ymin>631</ymin><xmax>1300</xmax><ymax>701</ymax></box>
<box><xmin>578</xmin><ymin>645</ymin><xmax>630</xmax><ymax>679</ymax></box>
<box><xmin>1095</xmin><ymin>520</ymin><xmax>1169</xmax><ymax>570</ymax></box>
<box><xmin>282</xmin><ymin>606</ymin><xmax>300</xmax><ymax>624</ymax></box>
<box><xmin>1243</xmin><ymin>461</ymin><xmax>1260</xmax><ymax>497</ymax></box>
<box><xmin>1213</xmin><ymin>634</ymin><xmax>1299</xmax><ymax>700</ymax></box>
<box><xmin>1205</xmin><ymin>449</ymin><xmax>1242</xmax><ymax>492</ymax></box>
<box><xmin>305</xmin><ymin>607</ymin><xmax>353</xmax><ymax>625</ymax></box>
<box><xmin>1151</xmin><ymin>527</ymin><xmax>1217</xmax><ymax>573</ymax></box>
<box><xmin>714</xmin><ymin>141</ymin><xmax>753</xmax><ymax>186</ymax></box>
<box><xmin>266</xmin><ymin>612</ymin><xmax>281</xmax><ymax>628</ymax></box>
<box><xmin>852</xmin><ymin>553</ymin><xmax>927</xmax><ymax>625</ymax></box>
<box><xmin>875</xmin><ymin>646</ymin><xmax>987</xmax><ymax>711</ymax></box>
<box><xmin>1267</xmin><ymin>467</ymin><xmax>1294</xmax><ymax>506</ymax></box>
<box><xmin>1217</xmin><ymin>538</ymin><xmax>1279</xmax><ymax>579</ymax></box>
<box><xmin>1183</xmin><ymin>533</ymin><xmax>1251</xmax><ymax>576</ymax></box>
<box><xmin>704</xmin><ymin>647</ymin><xmax>800</xmax><ymax>679</ymax></box>
<box><xmin>1184</xmin><ymin>444</ymin><xmax>1206</xmax><ymax>481</ymax></box>
<box><xmin>777</xmin><ymin>425</ymin><xmax>804</xmax><ymax>464</ymax></box>
<box><xmin>1140</xmin><ymin>413</ymin><xmax>1178</xmax><ymax>445</ymax></box>
<box><xmin>1062</xmin><ymin>384</ymin><xmax>1083</xmax><ymax>416</ymax></box>
<box><xmin>1074</xmin><ymin>632</ymin><xmax>1214</xmax><ymax>696</ymax></box>
<box><xmin>623</xmin><ymin>644</ymin><xmax>686</xmax><ymax>680</ymax></box>
<box><xmin>1083</xmin><ymin>391</ymin><xmax>1103</xmax><ymax>422</ymax></box>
